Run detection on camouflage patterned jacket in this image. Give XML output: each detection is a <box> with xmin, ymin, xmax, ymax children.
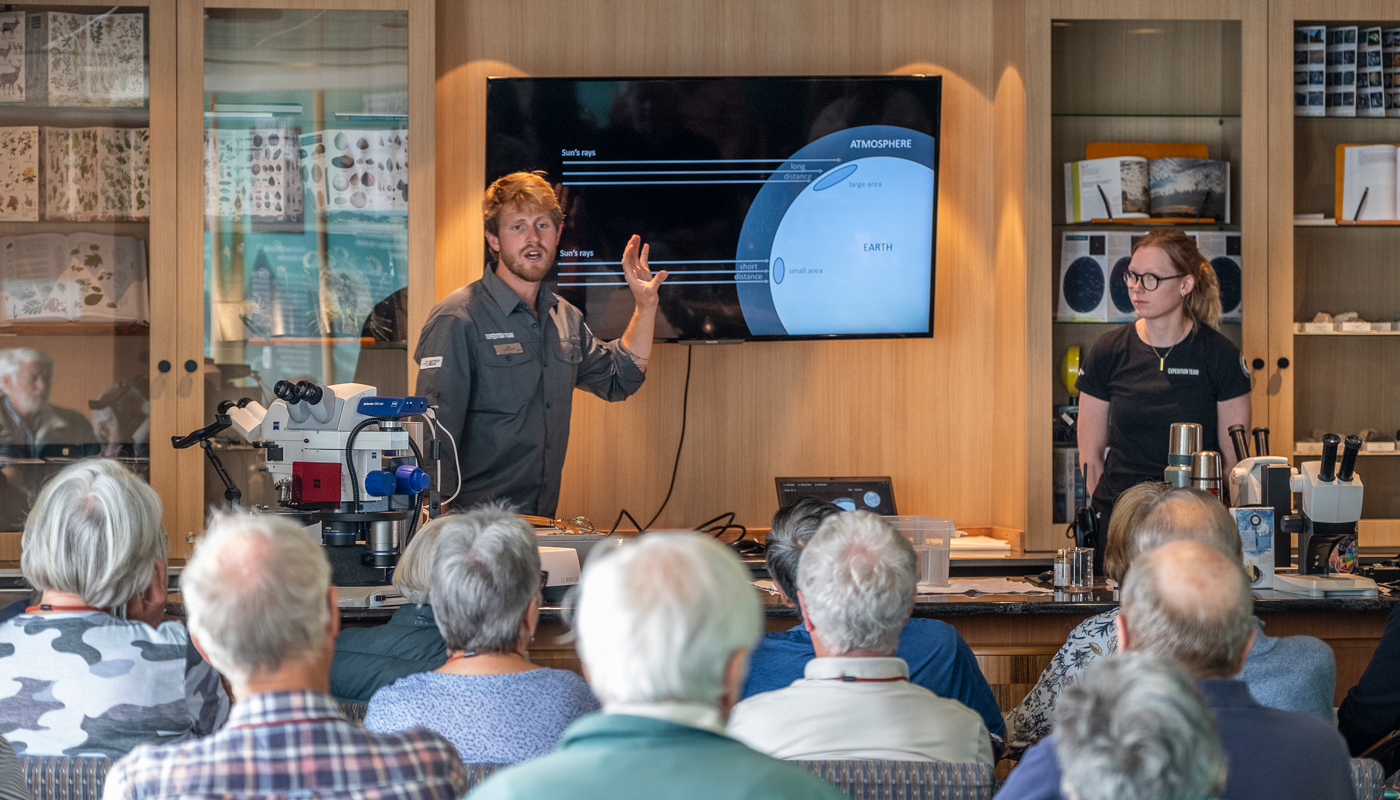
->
<box><xmin>0</xmin><ymin>611</ymin><xmax>229</xmax><ymax>757</ymax></box>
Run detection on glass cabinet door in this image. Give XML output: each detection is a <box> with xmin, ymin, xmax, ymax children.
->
<box><xmin>0</xmin><ymin>0</ymin><xmax>174</xmax><ymax>540</ymax></box>
<box><xmin>176</xmin><ymin>2</ymin><xmax>426</xmax><ymax>549</ymax></box>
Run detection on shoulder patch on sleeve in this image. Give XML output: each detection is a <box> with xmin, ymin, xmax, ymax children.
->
<box><xmin>419</xmin><ymin>356</ymin><xmax>443</xmax><ymax>369</ymax></box>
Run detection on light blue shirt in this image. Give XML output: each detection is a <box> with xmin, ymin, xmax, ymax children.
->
<box><xmin>364</xmin><ymin>668</ymin><xmax>599</xmax><ymax>763</ymax></box>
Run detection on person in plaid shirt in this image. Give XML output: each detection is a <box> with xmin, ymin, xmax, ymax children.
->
<box><xmin>103</xmin><ymin>513</ymin><xmax>466</xmax><ymax>800</ymax></box>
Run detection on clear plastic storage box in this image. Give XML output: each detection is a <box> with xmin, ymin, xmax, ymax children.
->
<box><xmin>887</xmin><ymin>516</ymin><xmax>953</xmax><ymax>587</ymax></box>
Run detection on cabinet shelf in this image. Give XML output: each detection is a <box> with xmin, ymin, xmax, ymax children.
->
<box><xmin>238</xmin><ymin>336</ymin><xmax>405</xmax><ymax>349</ymax></box>
<box><xmin>1055</xmin><ymin>222</ymin><xmax>1240</xmax><ymax>231</ymax></box>
<box><xmin>1295</xmin><ymin>451</ymin><xmax>1400</xmax><ymax>457</ymax></box>
<box><xmin>0</xmin><ymin>221</ymin><xmax>149</xmax><ymax>236</ymax></box>
<box><xmin>1052</xmin><ymin>113</ymin><xmax>1240</xmax><ymax>119</ymax></box>
<box><xmin>1055</xmin><ymin>320</ymin><xmax>1242</xmax><ymax>325</ymax></box>
<box><xmin>1294</xmin><ymin>330</ymin><xmax>1400</xmax><ymax>336</ymax></box>
<box><xmin>0</xmin><ymin>322</ymin><xmax>149</xmax><ymax>337</ymax></box>
<box><xmin>1295</xmin><ymin>222</ymin><xmax>1400</xmax><ymax>227</ymax></box>
<box><xmin>0</xmin><ymin>106</ymin><xmax>150</xmax><ymax>127</ymax></box>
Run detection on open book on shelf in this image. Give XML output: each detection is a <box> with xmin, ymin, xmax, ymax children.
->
<box><xmin>1065</xmin><ymin>145</ymin><xmax>1230</xmax><ymax>224</ymax></box>
<box><xmin>1335</xmin><ymin>144</ymin><xmax>1400</xmax><ymax>223</ymax></box>
<box><xmin>0</xmin><ymin>232</ymin><xmax>147</xmax><ymax>324</ymax></box>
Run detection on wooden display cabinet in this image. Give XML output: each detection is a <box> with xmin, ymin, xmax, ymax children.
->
<box><xmin>171</xmin><ymin>0</ymin><xmax>433</xmax><ymax>555</ymax></box>
<box><xmin>0</xmin><ymin>0</ymin><xmax>177</xmax><ymax>555</ymax></box>
<box><xmin>1269</xmin><ymin>0</ymin><xmax>1400</xmax><ymax>550</ymax></box>
<box><xmin>1026</xmin><ymin>1</ymin><xmax>1270</xmax><ymax>549</ymax></box>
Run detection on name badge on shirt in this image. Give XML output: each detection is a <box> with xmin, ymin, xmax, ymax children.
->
<box><xmin>494</xmin><ymin>343</ymin><xmax>524</xmax><ymax>355</ymax></box>
<box><xmin>419</xmin><ymin>356</ymin><xmax>443</xmax><ymax>369</ymax></box>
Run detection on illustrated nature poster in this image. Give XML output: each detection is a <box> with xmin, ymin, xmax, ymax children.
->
<box><xmin>0</xmin><ymin>127</ymin><xmax>38</xmax><ymax>221</ymax></box>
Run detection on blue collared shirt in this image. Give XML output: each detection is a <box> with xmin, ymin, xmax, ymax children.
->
<box><xmin>742</xmin><ymin>618</ymin><xmax>1006</xmax><ymax>739</ymax></box>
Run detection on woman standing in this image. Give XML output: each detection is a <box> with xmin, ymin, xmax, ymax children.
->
<box><xmin>1076</xmin><ymin>230</ymin><xmax>1252</xmax><ymax>566</ymax></box>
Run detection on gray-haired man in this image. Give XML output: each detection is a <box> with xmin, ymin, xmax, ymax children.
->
<box><xmin>0</xmin><ymin>347</ymin><xmax>97</xmax><ymax>527</ymax></box>
<box><xmin>103</xmin><ymin>513</ymin><xmax>466</xmax><ymax>800</ymax></box>
<box><xmin>997</xmin><ymin>540</ymin><xmax>1353</xmax><ymax>800</ymax></box>
<box><xmin>728</xmin><ymin>511</ymin><xmax>993</xmax><ymax>763</ymax></box>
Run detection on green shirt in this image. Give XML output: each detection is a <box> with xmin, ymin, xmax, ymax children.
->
<box><xmin>470</xmin><ymin>713</ymin><xmax>846</xmax><ymax>800</ymax></box>
<box><xmin>413</xmin><ymin>264</ymin><xmax>645</xmax><ymax>516</ymax></box>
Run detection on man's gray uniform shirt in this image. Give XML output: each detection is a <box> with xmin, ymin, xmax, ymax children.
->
<box><xmin>413</xmin><ymin>264</ymin><xmax>645</xmax><ymax>517</ymax></box>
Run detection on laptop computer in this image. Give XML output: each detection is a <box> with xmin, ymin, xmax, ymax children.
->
<box><xmin>774</xmin><ymin>476</ymin><xmax>898</xmax><ymax>516</ymax></box>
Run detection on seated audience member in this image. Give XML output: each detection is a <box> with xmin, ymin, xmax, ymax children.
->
<box><xmin>996</xmin><ymin>540</ymin><xmax>1352</xmax><ymax>800</ymax></box>
<box><xmin>0</xmin><ymin>460</ymin><xmax>227</xmax><ymax>757</ymax></box>
<box><xmin>331</xmin><ymin>518</ymin><xmax>449</xmax><ymax>702</ymax></box>
<box><xmin>1339</xmin><ymin>603</ymin><xmax>1400</xmax><ymax>766</ymax></box>
<box><xmin>364</xmin><ymin>508</ymin><xmax>599</xmax><ymax>762</ymax></box>
<box><xmin>471</xmin><ymin>533</ymin><xmax>845</xmax><ymax>800</ymax></box>
<box><xmin>744</xmin><ymin>497</ymin><xmax>1004</xmax><ymax>747</ymax></box>
<box><xmin>1007</xmin><ymin>486</ymin><xmax>1336</xmax><ymax>756</ymax></box>
<box><xmin>104</xmin><ymin>513</ymin><xmax>465</xmax><ymax>800</ymax></box>
<box><xmin>1055</xmin><ymin>653</ymin><xmax>1224</xmax><ymax>800</ymax></box>
<box><xmin>728</xmin><ymin>512</ymin><xmax>993</xmax><ymax>763</ymax></box>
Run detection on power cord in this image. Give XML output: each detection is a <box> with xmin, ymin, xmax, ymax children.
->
<box><xmin>606</xmin><ymin>346</ymin><xmax>693</xmax><ymax>535</ymax></box>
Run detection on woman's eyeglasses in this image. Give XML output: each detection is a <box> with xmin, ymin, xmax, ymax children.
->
<box><xmin>1124</xmin><ymin>270</ymin><xmax>1185</xmax><ymax>292</ymax></box>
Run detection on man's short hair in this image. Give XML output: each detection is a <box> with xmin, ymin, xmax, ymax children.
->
<box><xmin>482</xmin><ymin>171</ymin><xmax>563</xmax><ymax>240</ymax></box>
<box><xmin>765</xmin><ymin>497</ymin><xmax>841</xmax><ymax>602</ymax></box>
<box><xmin>575</xmin><ymin>532</ymin><xmax>761</xmax><ymax>707</ymax></box>
<box><xmin>393</xmin><ymin>517</ymin><xmax>449</xmax><ymax>606</ymax></box>
<box><xmin>0</xmin><ymin>347</ymin><xmax>53</xmax><ymax>383</ymax></box>
<box><xmin>797</xmin><ymin>511</ymin><xmax>916</xmax><ymax>656</ymax></box>
<box><xmin>21</xmin><ymin>459</ymin><xmax>166</xmax><ymax>610</ymax></box>
<box><xmin>1056</xmin><ymin>652</ymin><xmax>1224</xmax><ymax>800</ymax></box>
<box><xmin>429</xmin><ymin>506</ymin><xmax>541</xmax><ymax>654</ymax></box>
<box><xmin>1120</xmin><ymin>540</ymin><xmax>1254</xmax><ymax>677</ymax></box>
<box><xmin>1124</xmin><ymin>487</ymin><xmax>1243</xmax><ymax>569</ymax></box>
<box><xmin>181</xmin><ymin>512</ymin><xmax>331</xmax><ymax>685</ymax></box>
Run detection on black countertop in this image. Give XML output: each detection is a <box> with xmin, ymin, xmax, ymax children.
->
<box><xmin>327</xmin><ymin>577</ymin><xmax>1400</xmax><ymax>625</ymax></box>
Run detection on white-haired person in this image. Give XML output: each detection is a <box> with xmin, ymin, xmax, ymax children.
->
<box><xmin>1055</xmin><ymin>653</ymin><xmax>1225</xmax><ymax>800</ymax></box>
<box><xmin>0</xmin><ymin>347</ymin><xmax>99</xmax><ymax>528</ymax></box>
<box><xmin>745</xmin><ymin>497</ymin><xmax>1005</xmax><ymax>752</ymax></box>
<box><xmin>103</xmin><ymin>513</ymin><xmax>465</xmax><ymax>800</ymax></box>
<box><xmin>728</xmin><ymin>511</ymin><xmax>992</xmax><ymax>763</ymax></box>
<box><xmin>330</xmin><ymin>518</ymin><xmax>450</xmax><ymax>703</ymax></box>
<box><xmin>996</xmin><ymin>540</ymin><xmax>1351</xmax><ymax>800</ymax></box>
<box><xmin>471</xmin><ymin>532</ymin><xmax>845</xmax><ymax>800</ymax></box>
<box><xmin>1007</xmin><ymin>486</ymin><xmax>1336</xmax><ymax>757</ymax></box>
<box><xmin>363</xmin><ymin>507</ymin><xmax>599</xmax><ymax>762</ymax></box>
<box><xmin>0</xmin><ymin>459</ymin><xmax>227</xmax><ymax>757</ymax></box>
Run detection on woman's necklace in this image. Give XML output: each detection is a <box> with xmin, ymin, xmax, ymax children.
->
<box><xmin>1147</xmin><ymin>322</ymin><xmax>1193</xmax><ymax>371</ymax></box>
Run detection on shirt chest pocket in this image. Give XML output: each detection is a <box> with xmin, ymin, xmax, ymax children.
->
<box><xmin>472</xmin><ymin>342</ymin><xmax>540</xmax><ymax>413</ymax></box>
<box><xmin>554</xmin><ymin>336</ymin><xmax>583</xmax><ymax>365</ymax></box>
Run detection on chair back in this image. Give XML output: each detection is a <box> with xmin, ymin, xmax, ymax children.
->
<box><xmin>337</xmin><ymin>701</ymin><xmax>369</xmax><ymax>723</ymax></box>
<box><xmin>1352</xmin><ymin>756</ymin><xmax>1386</xmax><ymax>800</ymax></box>
<box><xmin>463</xmin><ymin>763</ymin><xmax>505</xmax><ymax>791</ymax></box>
<box><xmin>18</xmin><ymin>756</ymin><xmax>111</xmax><ymax>800</ymax></box>
<box><xmin>793</xmin><ymin>760</ymin><xmax>996</xmax><ymax>800</ymax></box>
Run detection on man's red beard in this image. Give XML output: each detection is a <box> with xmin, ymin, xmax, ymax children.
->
<box><xmin>499</xmin><ymin>247</ymin><xmax>553</xmax><ymax>283</ymax></box>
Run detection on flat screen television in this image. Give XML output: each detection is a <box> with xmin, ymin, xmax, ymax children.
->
<box><xmin>485</xmin><ymin>75</ymin><xmax>942</xmax><ymax>342</ymax></box>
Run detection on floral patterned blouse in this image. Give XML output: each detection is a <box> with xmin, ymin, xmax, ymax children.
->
<box><xmin>1005</xmin><ymin>609</ymin><xmax>1119</xmax><ymax>757</ymax></box>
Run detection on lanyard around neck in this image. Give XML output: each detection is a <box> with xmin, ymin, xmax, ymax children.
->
<box><xmin>25</xmin><ymin>604</ymin><xmax>103</xmax><ymax>614</ymax></box>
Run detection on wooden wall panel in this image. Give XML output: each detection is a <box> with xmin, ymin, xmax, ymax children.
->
<box><xmin>436</xmin><ymin>0</ymin><xmax>1030</xmax><ymax>535</ymax></box>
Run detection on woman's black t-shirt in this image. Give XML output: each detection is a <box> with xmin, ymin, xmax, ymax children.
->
<box><xmin>1076</xmin><ymin>322</ymin><xmax>1252</xmax><ymax>510</ymax></box>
